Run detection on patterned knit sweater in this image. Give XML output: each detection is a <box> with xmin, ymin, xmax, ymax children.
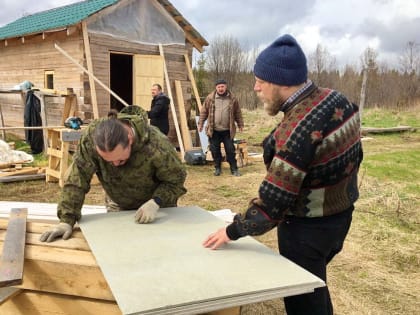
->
<box><xmin>226</xmin><ymin>83</ymin><xmax>363</xmax><ymax>240</ymax></box>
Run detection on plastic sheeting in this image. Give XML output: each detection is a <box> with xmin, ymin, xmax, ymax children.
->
<box><xmin>88</xmin><ymin>0</ymin><xmax>185</xmax><ymax>46</ymax></box>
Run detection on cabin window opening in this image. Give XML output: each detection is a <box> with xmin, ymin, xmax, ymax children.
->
<box><xmin>44</xmin><ymin>71</ymin><xmax>54</xmax><ymax>89</ymax></box>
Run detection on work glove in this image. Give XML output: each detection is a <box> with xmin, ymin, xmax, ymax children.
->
<box><xmin>39</xmin><ymin>222</ymin><xmax>73</xmax><ymax>242</ymax></box>
<box><xmin>134</xmin><ymin>199</ymin><xmax>159</xmax><ymax>224</ymax></box>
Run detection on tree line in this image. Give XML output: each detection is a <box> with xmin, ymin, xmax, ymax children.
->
<box><xmin>193</xmin><ymin>35</ymin><xmax>420</xmax><ymax>111</ymax></box>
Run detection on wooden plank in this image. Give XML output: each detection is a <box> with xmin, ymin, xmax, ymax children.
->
<box><xmin>0</xmin><ymin>287</ymin><xmax>22</xmax><ymax>305</ymax></box>
<box><xmin>174</xmin><ymin>80</ymin><xmax>193</xmax><ymax>151</ymax></box>
<box><xmin>83</xmin><ymin>22</ymin><xmax>99</xmax><ymax>119</ymax></box>
<box><xmin>159</xmin><ymin>44</ymin><xmax>185</xmax><ymax>159</ymax></box>
<box><xmin>0</xmin><ymin>231</ymin><xmax>90</xmax><ymax>251</ymax></box>
<box><xmin>184</xmin><ymin>53</ymin><xmax>203</xmax><ymax>113</ymax></box>
<box><xmin>0</xmin><ymin>203</ymin><xmax>106</xmax><ymax>223</ymax></box>
<box><xmin>61</xmin><ymin>93</ymin><xmax>77</xmax><ymax>125</ymax></box>
<box><xmin>54</xmin><ymin>43</ymin><xmax>129</xmax><ymax>108</ymax></box>
<box><xmin>0</xmin><ymin>242</ymin><xmax>114</xmax><ymax>300</ymax></box>
<box><xmin>362</xmin><ymin>126</ymin><xmax>418</xmax><ymax>134</ymax></box>
<box><xmin>0</xmin><ymin>102</ymin><xmax>6</xmax><ymax>140</ymax></box>
<box><xmin>0</xmin><ymin>174</ymin><xmax>45</xmax><ymax>183</ymax></box>
<box><xmin>0</xmin><ymin>167</ymin><xmax>42</xmax><ymax>178</ymax></box>
<box><xmin>0</xmin><ymin>290</ymin><xmax>121</xmax><ymax>315</ymax></box>
<box><xmin>0</xmin><ymin>208</ymin><xmax>27</xmax><ymax>287</ymax></box>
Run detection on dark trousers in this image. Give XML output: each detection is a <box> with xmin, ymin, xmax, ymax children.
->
<box><xmin>278</xmin><ymin>207</ymin><xmax>354</xmax><ymax>315</ymax></box>
<box><xmin>209</xmin><ymin>130</ymin><xmax>237</xmax><ymax>170</ymax></box>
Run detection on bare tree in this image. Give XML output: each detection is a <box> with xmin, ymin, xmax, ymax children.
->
<box><xmin>399</xmin><ymin>41</ymin><xmax>420</xmax><ymax>75</ymax></box>
<box><xmin>398</xmin><ymin>41</ymin><xmax>420</xmax><ymax>107</ymax></box>
<box><xmin>308</xmin><ymin>44</ymin><xmax>336</xmax><ymax>86</ymax></box>
<box><xmin>206</xmin><ymin>35</ymin><xmax>248</xmax><ymax>88</ymax></box>
<box><xmin>360</xmin><ymin>46</ymin><xmax>378</xmax><ymax>71</ymax></box>
<box><xmin>359</xmin><ymin>47</ymin><xmax>380</xmax><ymax>109</ymax></box>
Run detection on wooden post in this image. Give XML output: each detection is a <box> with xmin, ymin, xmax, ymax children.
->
<box><xmin>159</xmin><ymin>44</ymin><xmax>185</xmax><ymax>159</ymax></box>
<box><xmin>61</xmin><ymin>88</ymin><xmax>77</xmax><ymax>125</ymax></box>
<box><xmin>82</xmin><ymin>21</ymin><xmax>99</xmax><ymax>119</ymax></box>
<box><xmin>0</xmin><ymin>102</ymin><xmax>5</xmax><ymax>140</ymax></box>
<box><xmin>184</xmin><ymin>54</ymin><xmax>203</xmax><ymax>114</ymax></box>
<box><xmin>174</xmin><ymin>80</ymin><xmax>192</xmax><ymax>151</ymax></box>
<box><xmin>359</xmin><ymin>68</ymin><xmax>368</xmax><ymax>125</ymax></box>
<box><xmin>33</xmin><ymin>92</ymin><xmax>48</xmax><ymax>153</ymax></box>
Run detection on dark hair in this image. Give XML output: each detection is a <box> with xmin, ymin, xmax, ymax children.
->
<box><xmin>153</xmin><ymin>83</ymin><xmax>162</xmax><ymax>91</ymax></box>
<box><xmin>93</xmin><ymin>110</ymin><xmax>130</xmax><ymax>152</ymax></box>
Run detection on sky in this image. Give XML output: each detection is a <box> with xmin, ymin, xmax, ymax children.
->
<box><xmin>1</xmin><ymin>0</ymin><xmax>419</xmax><ymax>70</ymax></box>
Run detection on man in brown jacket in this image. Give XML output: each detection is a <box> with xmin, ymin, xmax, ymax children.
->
<box><xmin>198</xmin><ymin>79</ymin><xmax>244</xmax><ymax>176</ymax></box>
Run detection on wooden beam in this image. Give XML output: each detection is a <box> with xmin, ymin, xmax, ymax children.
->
<box><xmin>174</xmin><ymin>80</ymin><xmax>192</xmax><ymax>151</ymax></box>
<box><xmin>0</xmin><ymin>208</ymin><xmax>27</xmax><ymax>287</ymax></box>
<box><xmin>184</xmin><ymin>53</ymin><xmax>203</xmax><ymax>113</ymax></box>
<box><xmin>0</xmin><ymin>102</ymin><xmax>5</xmax><ymax>140</ymax></box>
<box><xmin>82</xmin><ymin>21</ymin><xmax>99</xmax><ymax>119</ymax></box>
<box><xmin>159</xmin><ymin>44</ymin><xmax>185</xmax><ymax>159</ymax></box>
<box><xmin>0</xmin><ymin>290</ymin><xmax>121</xmax><ymax>315</ymax></box>
<box><xmin>54</xmin><ymin>43</ymin><xmax>129</xmax><ymax>108</ymax></box>
<box><xmin>0</xmin><ymin>126</ymin><xmax>64</xmax><ymax>130</ymax></box>
<box><xmin>0</xmin><ymin>241</ymin><xmax>114</xmax><ymax>300</ymax></box>
<box><xmin>0</xmin><ymin>167</ymin><xmax>43</xmax><ymax>178</ymax></box>
<box><xmin>0</xmin><ymin>174</ymin><xmax>45</xmax><ymax>183</ymax></box>
<box><xmin>362</xmin><ymin>126</ymin><xmax>418</xmax><ymax>134</ymax></box>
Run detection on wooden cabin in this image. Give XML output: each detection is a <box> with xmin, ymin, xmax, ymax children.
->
<box><xmin>0</xmin><ymin>0</ymin><xmax>208</xmax><ymax>145</ymax></box>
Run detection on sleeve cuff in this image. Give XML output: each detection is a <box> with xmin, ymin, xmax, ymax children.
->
<box><xmin>153</xmin><ymin>197</ymin><xmax>162</xmax><ymax>206</ymax></box>
<box><xmin>226</xmin><ymin>223</ymin><xmax>241</xmax><ymax>241</ymax></box>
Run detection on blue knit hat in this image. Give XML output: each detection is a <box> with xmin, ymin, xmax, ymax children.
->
<box><xmin>254</xmin><ymin>34</ymin><xmax>308</xmax><ymax>86</ymax></box>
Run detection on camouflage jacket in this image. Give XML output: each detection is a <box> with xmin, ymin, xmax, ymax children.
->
<box><xmin>57</xmin><ymin>111</ymin><xmax>187</xmax><ymax>226</ymax></box>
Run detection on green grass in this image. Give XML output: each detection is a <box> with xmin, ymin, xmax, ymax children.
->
<box><xmin>362</xmin><ymin>149</ymin><xmax>420</xmax><ymax>182</ymax></box>
<box><xmin>362</xmin><ymin>107</ymin><xmax>420</xmax><ymax>128</ymax></box>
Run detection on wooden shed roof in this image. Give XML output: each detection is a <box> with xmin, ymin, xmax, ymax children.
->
<box><xmin>0</xmin><ymin>0</ymin><xmax>208</xmax><ymax>51</ymax></box>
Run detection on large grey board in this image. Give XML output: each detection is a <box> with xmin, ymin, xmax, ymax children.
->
<box><xmin>80</xmin><ymin>206</ymin><xmax>324</xmax><ymax>315</ymax></box>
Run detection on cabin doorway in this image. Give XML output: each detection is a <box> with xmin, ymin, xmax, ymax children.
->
<box><xmin>110</xmin><ymin>53</ymin><xmax>133</xmax><ymax>112</ymax></box>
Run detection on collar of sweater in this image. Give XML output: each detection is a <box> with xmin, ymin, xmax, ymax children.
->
<box><xmin>280</xmin><ymin>80</ymin><xmax>316</xmax><ymax>113</ymax></box>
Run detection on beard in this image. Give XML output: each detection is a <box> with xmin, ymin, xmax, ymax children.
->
<box><xmin>258</xmin><ymin>89</ymin><xmax>284</xmax><ymax>116</ymax></box>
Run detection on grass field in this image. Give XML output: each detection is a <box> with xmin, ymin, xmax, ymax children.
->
<box><xmin>1</xmin><ymin>106</ymin><xmax>419</xmax><ymax>314</ymax></box>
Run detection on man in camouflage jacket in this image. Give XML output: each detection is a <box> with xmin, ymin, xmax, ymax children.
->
<box><xmin>40</xmin><ymin>108</ymin><xmax>186</xmax><ymax>242</ymax></box>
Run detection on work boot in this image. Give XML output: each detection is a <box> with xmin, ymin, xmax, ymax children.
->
<box><xmin>231</xmin><ymin>169</ymin><xmax>241</xmax><ymax>177</ymax></box>
<box><xmin>214</xmin><ymin>167</ymin><xmax>221</xmax><ymax>176</ymax></box>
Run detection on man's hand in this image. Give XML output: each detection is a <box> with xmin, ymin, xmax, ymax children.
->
<box><xmin>134</xmin><ymin>199</ymin><xmax>159</xmax><ymax>224</ymax></box>
<box><xmin>39</xmin><ymin>222</ymin><xmax>73</xmax><ymax>242</ymax></box>
<box><xmin>203</xmin><ymin>227</ymin><xmax>231</xmax><ymax>250</ymax></box>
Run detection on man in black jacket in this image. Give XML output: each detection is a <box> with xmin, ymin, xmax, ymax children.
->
<box><xmin>148</xmin><ymin>84</ymin><xmax>170</xmax><ymax>135</ymax></box>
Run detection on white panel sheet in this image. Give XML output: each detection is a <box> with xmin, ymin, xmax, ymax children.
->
<box><xmin>80</xmin><ymin>206</ymin><xmax>324</xmax><ymax>315</ymax></box>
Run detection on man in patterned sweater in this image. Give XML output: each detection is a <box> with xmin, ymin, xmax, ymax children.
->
<box><xmin>203</xmin><ymin>34</ymin><xmax>363</xmax><ymax>315</ymax></box>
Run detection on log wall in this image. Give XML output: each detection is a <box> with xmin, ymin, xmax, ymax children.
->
<box><xmin>0</xmin><ymin>27</ymin><xmax>196</xmax><ymax>145</ymax></box>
